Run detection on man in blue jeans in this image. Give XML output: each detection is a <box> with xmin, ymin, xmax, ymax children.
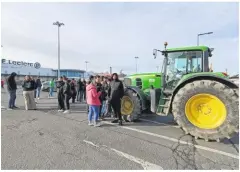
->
<box><xmin>6</xmin><ymin>72</ymin><xmax>18</xmax><ymax>110</ymax></box>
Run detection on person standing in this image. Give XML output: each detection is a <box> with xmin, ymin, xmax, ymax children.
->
<box><xmin>77</xmin><ymin>78</ymin><xmax>83</xmax><ymax>102</ymax></box>
<box><xmin>49</xmin><ymin>78</ymin><xmax>55</xmax><ymax>98</ymax></box>
<box><xmin>22</xmin><ymin>75</ymin><xmax>36</xmax><ymax>110</ymax></box>
<box><xmin>6</xmin><ymin>72</ymin><xmax>18</xmax><ymax>110</ymax></box>
<box><xmin>86</xmin><ymin>77</ymin><xmax>101</xmax><ymax>127</ymax></box>
<box><xmin>31</xmin><ymin>77</ymin><xmax>37</xmax><ymax>103</ymax></box>
<box><xmin>82</xmin><ymin>79</ymin><xmax>87</xmax><ymax>101</ymax></box>
<box><xmin>63</xmin><ymin>76</ymin><xmax>71</xmax><ymax>114</ymax></box>
<box><xmin>108</xmin><ymin>73</ymin><xmax>124</xmax><ymax>125</ymax></box>
<box><xmin>70</xmin><ymin>78</ymin><xmax>77</xmax><ymax>103</ymax></box>
<box><xmin>1</xmin><ymin>79</ymin><xmax>4</xmax><ymax>88</ymax></box>
<box><xmin>35</xmin><ymin>76</ymin><xmax>42</xmax><ymax>100</ymax></box>
<box><xmin>95</xmin><ymin>75</ymin><xmax>103</xmax><ymax>118</ymax></box>
<box><xmin>100</xmin><ymin>77</ymin><xmax>108</xmax><ymax>120</ymax></box>
<box><xmin>56</xmin><ymin>76</ymin><xmax>65</xmax><ymax>112</ymax></box>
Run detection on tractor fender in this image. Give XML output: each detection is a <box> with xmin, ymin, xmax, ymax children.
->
<box><xmin>166</xmin><ymin>75</ymin><xmax>239</xmax><ymax>115</ymax></box>
<box><xmin>124</xmin><ymin>86</ymin><xmax>149</xmax><ymax>111</ymax></box>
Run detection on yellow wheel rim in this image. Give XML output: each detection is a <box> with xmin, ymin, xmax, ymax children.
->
<box><xmin>185</xmin><ymin>93</ymin><xmax>227</xmax><ymax>129</ymax></box>
<box><xmin>121</xmin><ymin>96</ymin><xmax>134</xmax><ymax>115</ymax></box>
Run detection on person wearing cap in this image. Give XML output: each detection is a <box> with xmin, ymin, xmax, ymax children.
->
<box><xmin>6</xmin><ymin>72</ymin><xmax>18</xmax><ymax>110</ymax></box>
<box><xmin>108</xmin><ymin>73</ymin><xmax>124</xmax><ymax>125</ymax></box>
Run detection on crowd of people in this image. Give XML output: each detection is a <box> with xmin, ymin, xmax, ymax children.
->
<box><xmin>4</xmin><ymin>72</ymin><xmax>125</xmax><ymax>127</ymax></box>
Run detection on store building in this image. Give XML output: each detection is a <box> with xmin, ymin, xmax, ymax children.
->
<box><xmin>1</xmin><ymin>58</ymin><xmax>86</xmax><ymax>82</ymax></box>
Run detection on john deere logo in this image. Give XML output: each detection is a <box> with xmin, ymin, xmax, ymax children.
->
<box><xmin>34</xmin><ymin>62</ymin><xmax>41</xmax><ymax>69</ymax></box>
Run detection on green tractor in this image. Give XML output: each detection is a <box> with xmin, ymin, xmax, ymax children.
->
<box><xmin>123</xmin><ymin>73</ymin><xmax>162</xmax><ymax>95</ymax></box>
<box><xmin>121</xmin><ymin>43</ymin><xmax>239</xmax><ymax>141</ymax></box>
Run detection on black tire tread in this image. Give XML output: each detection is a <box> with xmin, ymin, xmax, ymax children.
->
<box><xmin>122</xmin><ymin>89</ymin><xmax>141</xmax><ymax>122</ymax></box>
<box><xmin>172</xmin><ymin>80</ymin><xmax>239</xmax><ymax>141</ymax></box>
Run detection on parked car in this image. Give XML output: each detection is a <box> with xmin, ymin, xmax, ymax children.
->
<box><xmin>41</xmin><ymin>81</ymin><xmax>57</xmax><ymax>92</ymax></box>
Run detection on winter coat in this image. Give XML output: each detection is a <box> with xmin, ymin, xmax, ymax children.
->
<box><xmin>56</xmin><ymin>80</ymin><xmax>65</xmax><ymax>95</ymax></box>
<box><xmin>63</xmin><ymin>81</ymin><xmax>71</xmax><ymax>96</ymax></box>
<box><xmin>108</xmin><ymin>79</ymin><xmax>124</xmax><ymax>102</ymax></box>
<box><xmin>22</xmin><ymin>80</ymin><xmax>35</xmax><ymax>91</ymax></box>
<box><xmin>77</xmin><ymin>80</ymin><xmax>83</xmax><ymax>91</ymax></box>
<box><xmin>86</xmin><ymin>83</ymin><xmax>101</xmax><ymax>106</ymax></box>
<box><xmin>7</xmin><ymin>73</ymin><xmax>17</xmax><ymax>91</ymax></box>
<box><xmin>35</xmin><ymin>79</ymin><xmax>42</xmax><ymax>88</ymax></box>
<box><xmin>100</xmin><ymin>82</ymin><xmax>109</xmax><ymax>101</ymax></box>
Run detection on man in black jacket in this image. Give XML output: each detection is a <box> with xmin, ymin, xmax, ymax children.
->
<box><xmin>108</xmin><ymin>73</ymin><xmax>124</xmax><ymax>125</ymax></box>
<box><xmin>63</xmin><ymin>76</ymin><xmax>71</xmax><ymax>114</ymax></box>
<box><xmin>57</xmin><ymin>76</ymin><xmax>65</xmax><ymax>112</ymax></box>
<box><xmin>6</xmin><ymin>72</ymin><xmax>18</xmax><ymax>110</ymax></box>
<box><xmin>77</xmin><ymin>78</ymin><xmax>83</xmax><ymax>102</ymax></box>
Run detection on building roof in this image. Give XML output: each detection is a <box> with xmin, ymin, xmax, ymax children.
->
<box><xmin>53</xmin><ymin>69</ymin><xmax>85</xmax><ymax>72</ymax></box>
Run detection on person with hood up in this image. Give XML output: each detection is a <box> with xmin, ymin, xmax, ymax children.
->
<box><xmin>108</xmin><ymin>73</ymin><xmax>124</xmax><ymax>125</ymax></box>
<box><xmin>86</xmin><ymin>76</ymin><xmax>101</xmax><ymax>127</ymax></box>
<box><xmin>22</xmin><ymin>75</ymin><xmax>36</xmax><ymax>110</ymax></box>
<box><xmin>6</xmin><ymin>72</ymin><xmax>18</xmax><ymax>110</ymax></box>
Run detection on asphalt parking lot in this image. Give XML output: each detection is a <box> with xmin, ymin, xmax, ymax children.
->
<box><xmin>1</xmin><ymin>88</ymin><xmax>239</xmax><ymax>170</ymax></box>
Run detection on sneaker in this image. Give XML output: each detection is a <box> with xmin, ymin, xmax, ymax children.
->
<box><xmin>118</xmin><ymin>120</ymin><xmax>123</xmax><ymax>126</ymax></box>
<box><xmin>63</xmin><ymin>110</ymin><xmax>70</xmax><ymax>114</ymax></box>
<box><xmin>58</xmin><ymin>109</ymin><xmax>64</xmax><ymax>112</ymax></box>
<box><xmin>88</xmin><ymin>121</ymin><xmax>94</xmax><ymax>126</ymax></box>
<box><xmin>111</xmin><ymin>119</ymin><xmax>118</xmax><ymax>123</ymax></box>
<box><xmin>13</xmin><ymin>106</ymin><xmax>19</xmax><ymax>109</ymax></box>
<box><xmin>94</xmin><ymin>121</ymin><xmax>101</xmax><ymax>127</ymax></box>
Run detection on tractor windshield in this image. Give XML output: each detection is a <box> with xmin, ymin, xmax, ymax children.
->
<box><xmin>166</xmin><ymin>51</ymin><xmax>203</xmax><ymax>81</ymax></box>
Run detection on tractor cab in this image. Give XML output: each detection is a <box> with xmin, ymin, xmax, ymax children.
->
<box><xmin>154</xmin><ymin>44</ymin><xmax>213</xmax><ymax>90</ymax></box>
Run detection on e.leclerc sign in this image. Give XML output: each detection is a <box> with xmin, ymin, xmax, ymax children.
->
<box><xmin>2</xmin><ymin>59</ymin><xmax>41</xmax><ymax>69</ymax></box>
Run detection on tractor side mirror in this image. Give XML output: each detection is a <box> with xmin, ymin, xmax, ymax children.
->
<box><xmin>153</xmin><ymin>49</ymin><xmax>157</xmax><ymax>59</ymax></box>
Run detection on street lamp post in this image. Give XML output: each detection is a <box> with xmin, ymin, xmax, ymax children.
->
<box><xmin>53</xmin><ymin>21</ymin><xmax>64</xmax><ymax>78</ymax></box>
<box><xmin>156</xmin><ymin>66</ymin><xmax>159</xmax><ymax>73</ymax></box>
<box><xmin>85</xmin><ymin>61</ymin><xmax>89</xmax><ymax>75</ymax></box>
<box><xmin>197</xmin><ymin>32</ymin><xmax>213</xmax><ymax>46</ymax></box>
<box><xmin>135</xmin><ymin>56</ymin><xmax>139</xmax><ymax>73</ymax></box>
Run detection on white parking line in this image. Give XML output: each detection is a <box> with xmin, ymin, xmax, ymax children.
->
<box><xmin>102</xmin><ymin>121</ymin><xmax>239</xmax><ymax>160</ymax></box>
<box><xmin>83</xmin><ymin>139</ymin><xmax>163</xmax><ymax>170</ymax></box>
<box><xmin>139</xmin><ymin>118</ymin><xmax>180</xmax><ymax>128</ymax></box>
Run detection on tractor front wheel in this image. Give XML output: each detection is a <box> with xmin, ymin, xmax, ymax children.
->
<box><xmin>172</xmin><ymin>80</ymin><xmax>239</xmax><ymax>141</ymax></box>
<box><xmin>121</xmin><ymin>89</ymin><xmax>141</xmax><ymax>122</ymax></box>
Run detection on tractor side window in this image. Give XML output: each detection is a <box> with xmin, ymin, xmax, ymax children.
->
<box><xmin>166</xmin><ymin>51</ymin><xmax>203</xmax><ymax>82</ymax></box>
<box><xmin>187</xmin><ymin>51</ymin><xmax>202</xmax><ymax>73</ymax></box>
<box><xmin>136</xmin><ymin>78</ymin><xmax>142</xmax><ymax>89</ymax></box>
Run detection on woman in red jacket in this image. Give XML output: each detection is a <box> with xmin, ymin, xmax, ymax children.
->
<box><xmin>86</xmin><ymin>78</ymin><xmax>101</xmax><ymax>127</ymax></box>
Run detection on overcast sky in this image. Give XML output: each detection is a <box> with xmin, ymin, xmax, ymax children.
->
<box><xmin>1</xmin><ymin>2</ymin><xmax>239</xmax><ymax>75</ymax></box>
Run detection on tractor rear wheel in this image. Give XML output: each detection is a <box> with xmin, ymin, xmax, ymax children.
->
<box><xmin>172</xmin><ymin>80</ymin><xmax>239</xmax><ymax>141</ymax></box>
<box><xmin>121</xmin><ymin>89</ymin><xmax>141</xmax><ymax>122</ymax></box>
